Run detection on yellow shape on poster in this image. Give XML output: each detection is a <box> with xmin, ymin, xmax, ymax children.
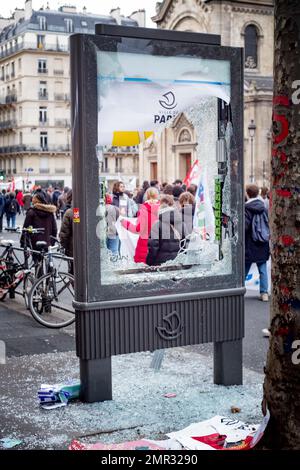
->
<box><xmin>112</xmin><ymin>131</ymin><xmax>153</xmax><ymax>146</ymax></box>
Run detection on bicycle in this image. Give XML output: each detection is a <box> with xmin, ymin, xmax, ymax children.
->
<box><xmin>28</xmin><ymin>240</ymin><xmax>75</xmax><ymax>329</ymax></box>
<box><xmin>0</xmin><ymin>227</ymin><xmax>45</xmax><ymax>308</ymax></box>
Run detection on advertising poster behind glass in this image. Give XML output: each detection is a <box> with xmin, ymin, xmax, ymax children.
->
<box><xmin>96</xmin><ymin>48</ymin><xmax>237</xmax><ymax>291</ymax></box>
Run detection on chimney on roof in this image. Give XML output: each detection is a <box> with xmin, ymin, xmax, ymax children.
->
<box><xmin>13</xmin><ymin>8</ymin><xmax>25</xmax><ymax>22</ymax></box>
<box><xmin>129</xmin><ymin>9</ymin><xmax>146</xmax><ymax>28</ymax></box>
<box><xmin>110</xmin><ymin>7</ymin><xmax>121</xmax><ymax>25</ymax></box>
<box><xmin>25</xmin><ymin>0</ymin><xmax>33</xmax><ymax>20</ymax></box>
<box><xmin>59</xmin><ymin>5</ymin><xmax>77</xmax><ymax>14</ymax></box>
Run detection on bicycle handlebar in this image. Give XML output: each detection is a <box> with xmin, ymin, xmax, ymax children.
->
<box><xmin>5</xmin><ymin>227</ymin><xmax>45</xmax><ymax>234</ymax></box>
<box><xmin>21</xmin><ymin>227</ymin><xmax>45</xmax><ymax>234</ymax></box>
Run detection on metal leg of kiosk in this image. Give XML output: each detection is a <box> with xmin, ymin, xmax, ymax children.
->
<box><xmin>213</xmin><ymin>339</ymin><xmax>243</xmax><ymax>386</ymax></box>
<box><xmin>80</xmin><ymin>357</ymin><xmax>112</xmax><ymax>402</ymax></box>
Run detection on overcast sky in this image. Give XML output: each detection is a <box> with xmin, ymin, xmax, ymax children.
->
<box><xmin>0</xmin><ymin>1</ymin><xmax>158</xmax><ymax>27</ymax></box>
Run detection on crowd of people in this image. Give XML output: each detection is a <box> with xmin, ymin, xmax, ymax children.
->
<box><xmin>0</xmin><ymin>178</ymin><xmax>271</xmax><ymax>335</ymax></box>
<box><xmin>0</xmin><ymin>185</ymin><xmax>73</xmax><ymax>274</ymax></box>
<box><xmin>104</xmin><ymin>179</ymin><xmax>197</xmax><ymax>266</ymax></box>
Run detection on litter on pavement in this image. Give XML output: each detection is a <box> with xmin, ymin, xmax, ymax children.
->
<box><xmin>0</xmin><ymin>438</ymin><xmax>22</xmax><ymax>449</ymax></box>
<box><xmin>38</xmin><ymin>380</ymin><xmax>80</xmax><ymax>410</ymax></box>
<box><xmin>69</xmin><ymin>411</ymin><xmax>270</xmax><ymax>451</ymax></box>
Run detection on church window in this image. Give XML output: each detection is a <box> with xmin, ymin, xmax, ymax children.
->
<box><xmin>245</xmin><ymin>25</ymin><xmax>258</xmax><ymax>69</ymax></box>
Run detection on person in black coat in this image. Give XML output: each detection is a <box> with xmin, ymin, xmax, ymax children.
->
<box><xmin>146</xmin><ymin>195</ymin><xmax>187</xmax><ymax>266</ymax></box>
<box><xmin>245</xmin><ymin>184</ymin><xmax>270</xmax><ymax>301</ymax></box>
<box><xmin>21</xmin><ymin>189</ymin><xmax>57</xmax><ymax>251</ymax></box>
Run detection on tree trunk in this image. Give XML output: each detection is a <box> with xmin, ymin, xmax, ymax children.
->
<box><xmin>262</xmin><ymin>0</ymin><xmax>300</xmax><ymax>449</ymax></box>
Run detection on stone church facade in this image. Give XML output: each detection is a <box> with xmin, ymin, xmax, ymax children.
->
<box><xmin>141</xmin><ymin>0</ymin><xmax>274</xmax><ymax>188</ymax></box>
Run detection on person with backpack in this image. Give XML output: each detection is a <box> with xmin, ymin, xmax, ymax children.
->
<box><xmin>0</xmin><ymin>189</ymin><xmax>6</xmax><ymax>232</ymax></box>
<box><xmin>245</xmin><ymin>184</ymin><xmax>270</xmax><ymax>302</ymax></box>
<box><xmin>5</xmin><ymin>192</ymin><xmax>20</xmax><ymax>229</ymax></box>
<box><xmin>146</xmin><ymin>194</ymin><xmax>188</xmax><ymax>266</ymax></box>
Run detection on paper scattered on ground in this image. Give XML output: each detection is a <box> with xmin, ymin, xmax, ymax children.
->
<box><xmin>0</xmin><ymin>347</ymin><xmax>265</xmax><ymax>450</ymax></box>
<box><xmin>70</xmin><ymin>413</ymin><xmax>270</xmax><ymax>451</ymax></box>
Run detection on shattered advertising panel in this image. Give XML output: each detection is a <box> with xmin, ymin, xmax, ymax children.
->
<box><xmin>96</xmin><ymin>50</ymin><xmax>236</xmax><ymax>286</ymax></box>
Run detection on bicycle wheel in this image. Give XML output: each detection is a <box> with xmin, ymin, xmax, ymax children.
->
<box><xmin>28</xmin><ymin>271</ymin><xmax>75</xmax><ymax>328</ymax></box>
<box><xmin>23</xmin><ymin>273</ymin><xmax>35</xmax><ymax>310</ymax></box>
<box><xmin>0</xmin><ymin>259</ymin><xmax>12</xmax><ymax>301</ymax></box>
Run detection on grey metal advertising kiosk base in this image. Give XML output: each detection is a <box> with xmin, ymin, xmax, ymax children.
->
<box><xmin>71</xmin><ymin>24</ymin><xmax>245</xmax><ymax>403</ymax></box>
<box><xmin>75</xmin><ymin>288</ymin><xmax>244</xmax><ymax>402</ymax></box>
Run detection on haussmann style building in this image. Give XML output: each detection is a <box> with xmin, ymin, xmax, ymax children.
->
<box><xmin>0</xmin><ymin>0</ymin><xmax>145</xmax><ymax>190</ymax></box>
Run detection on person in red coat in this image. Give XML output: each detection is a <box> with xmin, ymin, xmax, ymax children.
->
<box><xmin>16</xmin><ymin>189</ymin><xmax>24</xmax><ymax>215</ymax></box>
<box><xmin>121</xmin><ymin>187</ymin><xmax>160</xmax><ymax>264</ymax></box>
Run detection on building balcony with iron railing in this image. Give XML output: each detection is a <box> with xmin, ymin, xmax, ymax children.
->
<box><xmin>0</xmin><ymin>94</ymin><xmax>17</xmax><ymax>107</ymax></box>
<box><xmin>104</xmin><ymin>145</ymin><xmax>139</xmax><ymax>154</ymax></box>
<box><xmin>101</xmin><ymin>166</ymin><xmax>110</xmax><ymax>173</ymax></box>
<box><xmin>54</xmin><ymin>93</ymin><xmax>70</xmax><ymax>102</ymax></box>
<box><xmin>0</xmin><ymin>42</ymin><xmax>69</xmax><ymax>60</ymax></box>
<box><xmin>38</xmin><ymin>68</ymin><xmax>48</xmax><ymax>74</ymax></box>
<box><xmin>0</xmin><ymin>119</ymin><xmax>17</xmax><ymax>132</ymax></box>
<box><xmin>0</xmin><ymin>144</ymin><xmax>71</xmax><ymax>154</ymax></box>
<box><xmin>55</xmin><ymin>118</ymin><xmax>70</xmax><ymax>128</ymax></box>
<box><xmin>38</xmin><ymin>92</ymin><xmax>48</xmax><ymax>100</ymax></box>
<box><xmin>39</xmin><ymin>119</ymin><xmax>50</xmax><ymax>127</ymax></box>
<box><xmin>53</xmin><ymin>70</ymin><xmax>64</xmax><ymax>76</ymax></box>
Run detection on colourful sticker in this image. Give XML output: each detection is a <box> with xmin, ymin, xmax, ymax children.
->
<box><xmin>73</xmin><ymin>208</ymin><xmax>80</xmax><ymax>223</ymax></box>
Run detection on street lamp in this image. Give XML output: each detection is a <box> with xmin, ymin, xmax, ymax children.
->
<box><xmin>248</xmin><ymin>119</ymin><xmax>256</xmax><ymax>183</ymax></box>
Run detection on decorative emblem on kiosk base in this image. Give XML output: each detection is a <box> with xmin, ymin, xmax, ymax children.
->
<box><xmin>156</xmin><ymin>311</ymin><xmax>183</xmax><ymax>341</ymax></box>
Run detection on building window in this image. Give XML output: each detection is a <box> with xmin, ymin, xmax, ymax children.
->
<box><xmin>40</xmin><ymin>132</ymin><xmax>48</xmax><ymax>150</ymax></box>
<box><xmin>115</xmin><ymin>157</ymin><xmax>123</xmax><ymax>172</ymax></box>
<box><xmin>18</xmin><ymin>81</ymin><xmax>22</xmax><ymax>97</ymax></box>
<box><xmin>37</xmin><ymin>35</ymin><xmax>45</xmax><ymax>49</ymax></box>
<box><xmin>19</xmin><ymin>131</ymin><xmax>23</xmax><ymax>145</ymax></box>
<box><xmin>245</xmin><ymin>25</ymin><xmax>258</xmax><ymax>69</ymax></box>
<box><xmin>65</xmin><ymin>19</ymin><xmax>74</xmax><ymax>33</ymax></box>
<box><xmin>38</xmin><ymin>16</ymin><xmax>47</xmax><ymax>31</ymax></box>
<box><xmin>1</xmin><ymin>66</ymin><xmax>4</xmax><ymax>81</ymax></box>
<box><xmin>40</xmin><ymin>156</ymin><xmax>49</xmax><ymax>174</ymax></box>
<box><xmin>39</xmin><ymin>81</ymin><xmax>48</xmax><ymax>99</ymax></box>
<box><xmin>39</xmin><ymin>106</ymin><xmax>47</xmax><ymax>123</ymax></box>
<box><xmin>19</xmin><ymin>106</ymin><xmax>22</xmax><ymax>122</ymax></box>
<box><xmin>18</xmin><ymin>58</ymin><xmax>22</xmax><ymax>72</ymax></box>
<box><xmin>11</xmin><ymin>62</ymin><xmax>15</xmax><ymax>78</ymax></box>
<box><xmin>102</xmin><ymin>157</ymin><xmax>108</xmax><ymax>172</ymax></box>
<box><xmin>38</xmin><ymin>59</ymin><xmax>47</xmax><ymax>73</ymax></box>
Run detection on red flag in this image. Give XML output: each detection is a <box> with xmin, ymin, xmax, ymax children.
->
<box><xmin>183</xmin><ymin>160</ymin><xmax>201</xmax><ymax>187</ymax></box>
